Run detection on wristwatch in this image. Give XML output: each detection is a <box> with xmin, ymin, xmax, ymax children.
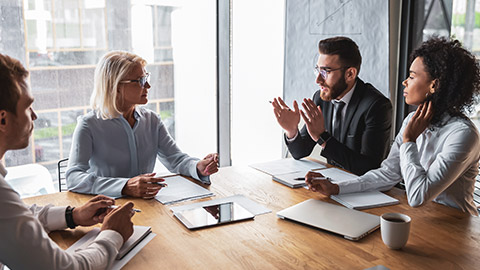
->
<box><xmin>65</xmin><ymin>206</ymin><xmax>77</xmax><ymax>229</ymax></box>
<box><xmin>316</xmin><ymin>131</ymin><xmax>332</xmax><ymax>145</ymax></box>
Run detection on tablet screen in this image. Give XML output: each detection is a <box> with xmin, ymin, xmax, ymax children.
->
<box><xmin>174</xmin><ymin>202</ymin><xmax>254</xmax><ymax>229</ymax></box>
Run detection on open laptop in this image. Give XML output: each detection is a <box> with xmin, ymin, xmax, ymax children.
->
<box><xmin>277</xmin><ymin>199</ymin><xmax>380</xmax><ymax>241</ymax></box>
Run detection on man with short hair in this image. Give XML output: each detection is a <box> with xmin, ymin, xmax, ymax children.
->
<box><xmin>272</xmin><ymin>36</ymin><xmax>392</xmax><ymax>175</ymax></box>
<box><xmin>0</xmin><ymin>53</ymin><xmax>135</xmax><ymax>270</ymax></box>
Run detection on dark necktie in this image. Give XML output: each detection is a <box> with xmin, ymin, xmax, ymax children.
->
<box><xmin>333</xmin><ymin>101</ymin><xmax>345</xmax><ymax>141</ymax></box>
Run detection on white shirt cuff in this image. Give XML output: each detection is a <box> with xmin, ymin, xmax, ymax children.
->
<box><xmin>96</xmin><ymin>230</ymin><xmax>124</xmax><ymax>251</ymax></box>
<box><xmin>285</xmin><ymin>131</ymin><xmax>298</xmax><ymax>143</ymax></box>
<box><xmin>47</xmin><ymin>206</ymin><xmax>69</xmax><ymax>231</ymax></box>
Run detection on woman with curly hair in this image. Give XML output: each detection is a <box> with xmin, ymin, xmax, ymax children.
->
<box><xmin>305</xmin><ymin>37</ymin><xmax>480</xmax><ymax>216</ymax></box>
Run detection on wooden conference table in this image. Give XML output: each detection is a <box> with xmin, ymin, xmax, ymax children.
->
<box><xmin>24</xmin><ymin>165</ymin><xmax>480</xmax><ymax>270</ymax></box>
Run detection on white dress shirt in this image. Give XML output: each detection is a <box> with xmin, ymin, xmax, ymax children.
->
<box><xmin>337</xmin><ymin>112</ymin><xmax>480</xmax><ymax>216</ymax></box>
<box><xmin>67</xmin><ymin>107</ymin><xmax>209</xmax><ymax>198</ymax></box>
<box><xmin>0</xmin><ymin>164</ymin><xmax>123</xmax><ymax>270</ymax></box>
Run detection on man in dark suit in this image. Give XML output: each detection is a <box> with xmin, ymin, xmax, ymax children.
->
<box><xmin>272</xmin><ymin>37</ymin><xmax>392</xmax><ymax>175</ymax></box>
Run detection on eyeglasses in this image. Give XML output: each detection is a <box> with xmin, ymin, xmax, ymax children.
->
<box><xmin>314</xmin><ymin>66</ymin><xmax>346</xmax><ymax>80</ymax></box>
<box><xmin>120</xmin><ymin>73</ymin><xmax>150</xmax><ymax>88</ymax></box>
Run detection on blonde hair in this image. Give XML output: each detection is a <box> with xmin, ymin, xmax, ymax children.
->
<box><xmin>90</xmin><ymin>51</ymin><xmax>147</xmax><ymax>119</ymax></box>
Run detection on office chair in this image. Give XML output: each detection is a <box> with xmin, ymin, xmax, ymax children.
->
<box><xmin>57</xmin><ymin>158</ymin><xmax>69</xmax><ymax>192</ymax></box>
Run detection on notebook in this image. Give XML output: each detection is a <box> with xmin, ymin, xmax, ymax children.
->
<box><xmin>272</xmin><ymin>171</ymin><xmax>309</xmax><ymax>188</ymax></box>
<box><xmin>70</xmin><ymin>225</ymin><xmax>152</xmax><ymax>260</ymax></box>
<box><xmin>277</xmin><ymin>199</ymin><xmax>380</xmax><ymax>241</ymax></box>
<box><xmin>330</xmin><ymin>191</ymin><xmax>399</xmax><ymax>210</ymax></box>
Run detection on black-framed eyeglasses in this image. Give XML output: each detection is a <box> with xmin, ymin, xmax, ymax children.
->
<box><xmin>120</xmin><ymin>73</ymin><xmax>150</xmax><ymax>88</ymax></box>
<box><xmin>314</xmin><ymin>66</ymin><xmax>346</xmax><ymax>80</ymax></box>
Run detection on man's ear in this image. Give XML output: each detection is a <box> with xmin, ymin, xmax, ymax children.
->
<box><xmin>345</xmin><ymin>67</ymin><xmax>357</xmax><ymax>83</ymax></box>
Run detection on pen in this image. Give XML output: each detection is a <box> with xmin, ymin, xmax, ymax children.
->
<box><xmin>108</xmin><ymin>205</ymin><xmax>142</xmax><ymax>213</ymax></box>
<box><xmin>293</xmin><ymin>177</ymin><xmax>329</xmax><ymax>181</ymax></box>
<box><xmin>152</xmin><ymin>182</ymin><xmax>168</xmax><ymax>187</ymax></box>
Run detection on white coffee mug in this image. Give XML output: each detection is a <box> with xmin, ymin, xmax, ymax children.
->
<box><xmin>380</xmin><ymin>213</ymin><xmax>411</xmax><ymax>249</ymax></box>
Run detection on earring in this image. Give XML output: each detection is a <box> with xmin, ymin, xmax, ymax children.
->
<box><xmin>425</xmin><ymin>92</ymin><xmax>429</xmax><ymax>98</ymax></box>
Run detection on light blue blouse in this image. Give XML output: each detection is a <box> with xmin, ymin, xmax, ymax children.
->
<box><xmin>66</xmin><ymin>107</ymin><xmax>209</xmax><ymax>197</ymax></box>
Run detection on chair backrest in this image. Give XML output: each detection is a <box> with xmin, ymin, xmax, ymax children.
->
<box><xmin>475</xmin><ymin>166</ymin><xmax>480</xmax><ymax>213</ymax></box>
<box><xmin>57</xmin><ymin>158</ymin><xmax>69</xmax><ymax>192</ymax></box>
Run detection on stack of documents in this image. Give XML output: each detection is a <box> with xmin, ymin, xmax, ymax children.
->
<box><xmin>250</xmin><ymin>158</ymin><xmax>326</xmax><ymax>189</ymax></box>
<box><xmin>330</xmin><ymin>191</ymin><xmax>399</xmax><ymax>210</ymax></box>
<box><xmin>155</xmin><ymin>175</ymin><xmax>214</xmax><ymax>204</ymax></box>
<box><xmin>315</xmin><ymin>167</ymin><xmax>358</xmax><ymax>183</ymax></box>
<box><xmin>250</xmin><ymin>158</ymin><xmax>325</xmax><ymax>176</ymax></box>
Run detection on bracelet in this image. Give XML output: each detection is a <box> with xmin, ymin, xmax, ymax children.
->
<box><xmin>65</xmin><ymin>206</ymin><xmax>77</xmax><ymax>229</ymax></box>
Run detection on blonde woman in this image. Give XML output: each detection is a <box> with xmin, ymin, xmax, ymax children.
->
<box><xmin>67</xmin><ymin>51</ymin><xmax>218</xmax><ymax>199</ymax></box>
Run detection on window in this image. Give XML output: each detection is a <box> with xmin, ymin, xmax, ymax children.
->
<box><xmin>451</xmin><ymin>0</ymin><xmax>480</xmax><ymax>129</ymax></box>
<box><xmin>1</xmin><ymin>0</ymin><xmax>216</xmax><ymax>193</ymax></box>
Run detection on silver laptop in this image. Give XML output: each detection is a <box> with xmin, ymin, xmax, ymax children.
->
<box><xmin>277</xmin><ymin>199</ymin><xmax>380</xmax><ymax>241</ymax></box>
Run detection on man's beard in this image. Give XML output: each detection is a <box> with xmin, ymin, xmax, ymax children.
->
<box><xmin>319</xmin><ymin>76</ymin><xmax>348</xmax><ymax>101</ymax></box>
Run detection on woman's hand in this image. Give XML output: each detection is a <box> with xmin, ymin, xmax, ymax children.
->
<box><xmin>122</xmin><ymin>173</ymin><xmax>166</xmax><ymax>199</ymax></box>
<box><xmin>197</xmin><ymin>153</ymin><xmax>219</xmax><ymax>176</ymax></box>
<box><xmin>305</xmin><ymin>171</ymin><xmax>339</xmax><ymax>196</ymax></box>
<box><xmin>403</xmin><ymin>101</ymin><xmax>433</xmax><ymax>143</ymax></box>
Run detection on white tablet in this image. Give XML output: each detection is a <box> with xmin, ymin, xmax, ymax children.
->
<box><xmin>173</xmin><ymin>202</ymin><xmax>255</xmax><ymax>229</ymax></box>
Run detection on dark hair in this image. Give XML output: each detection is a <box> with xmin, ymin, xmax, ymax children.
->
<box><xmin>0</xmin><ymin>54</ymin><xmax>29</xmax><ymax>115</ymax></box>
<box><xmin>318</xmin><ymin>36</ymin><xmax>362</xmax><ymax>74</ymax></box>
<box><xmin>410</xmin><ymin>37</ymin><xmax>480</xmax><ymax>126</ymax></box>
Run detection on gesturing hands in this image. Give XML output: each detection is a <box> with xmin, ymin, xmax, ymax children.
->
<box><xmin>197</xmin><ymin>153</ymin><xmax>219</xmax><ymax>177</ymax></box>
<box><xmin>299</xmin><ymin>98</ymin><xmax>326</xmax><ymax>142</ymax></box>
<box><xmin>122</xmin><ymin>173</ymin><xmax>166</xmax><ymax>199</ymax></box>
<box><xmin>305</xmin><ymin>171</ymin><xmax>339</xmax><ymax>196</ymax></box>
<box><xmin>403</xmin><ymin>101</ymin><xmax>433</xmax><ymax>143</ymax></box>
<box><xmin>271</xmin><ymin>97</ymin><xmax>300</xmax><ymax>139</ymax></box>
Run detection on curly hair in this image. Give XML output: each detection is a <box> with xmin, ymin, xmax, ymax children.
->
<box><xmin>410</xmin><ymin>37</ymin><xmax>480</xmax><ymax>127</ymax></box>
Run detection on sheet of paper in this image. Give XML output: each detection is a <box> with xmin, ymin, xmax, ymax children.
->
<box><xmin>155</xmin><ymin>175</ymin><xmax>214</xmax><ymax>205</ymax></box>
<box><xmin>316</xmin><ymin>168</ymin><xmax>358</xmax><ymax>183</ymax></box>
<box><xmin>272</xmin><ymin>171</ymin><xmax>309</xmax><ymax>188</ymax></box>
<box><xmin>250</xmin><ymin>158</ymin><xmax>326</xmax><ymax>176</ymax></box>
<box><xmin>170</xmin><ymin>194</ymin><xmax>271</xmax><ymax>216</ymax></box>
<box><xmin>67</xmin><ymin>227</ymin><xmax>156</xmax><ymax>270</ymax></box>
